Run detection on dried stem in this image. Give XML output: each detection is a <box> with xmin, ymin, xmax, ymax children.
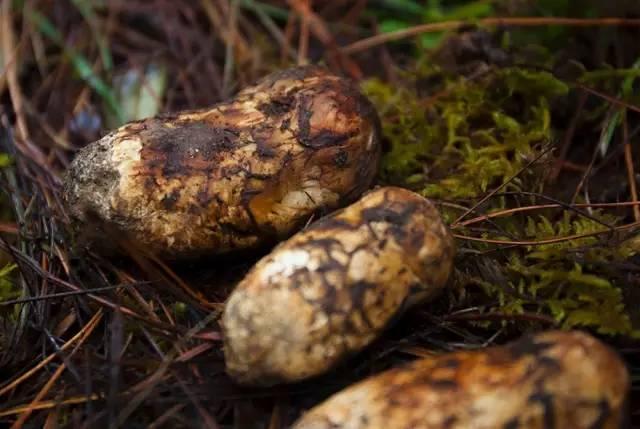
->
<box><xmin>452</xmin><ymin>220</ymin><xmax>640</xmax><ymax>246</ymax></box>
<box><xmin>456</xmin><ymin>201</ymin><xmax>640</xmax><ymax>228</ymax></box>
<box><xmin>623</xmin><ymin>112</ymin><xmax>640</xmax><ymax>221</ymax></box>
<box><xmin>343</xmin><ymin>17</ymin><xmax>640</xmax><ymax>54</ymax></box>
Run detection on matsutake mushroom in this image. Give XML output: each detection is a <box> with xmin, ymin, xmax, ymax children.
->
<box><xmin>63</xmin><ymin>65</ymin><xmax>381</xmax><ymax>258</ymax></box>
<box><xmin>222</xmin><ymin>186</ymin><xmax>455</xmax><ymax>386</ymax></box>
<box><xmin>293</xmin><ymin>330</ymin><xmax>629</xmax><ymax>429</ymax></box>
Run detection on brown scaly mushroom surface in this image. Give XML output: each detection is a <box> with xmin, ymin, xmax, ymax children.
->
<box><xmin>293</xmin><ymin>330</ymin><xmax>629</xmax><ymax>429</ymax></box>
<box><xmin>62</xmin><ymin>65</ymin><xmax>381</xmax><ymax>258</ymax></box>
<box><xmin>222</xmin><ymin>186</ymin><xmax>455</xmax><ymax>386</ymax></box>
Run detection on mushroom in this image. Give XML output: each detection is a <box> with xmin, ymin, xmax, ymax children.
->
<box><xmin>293</xmin><ymin>330</ymin><xmax>629</xmax><ymax>429</ymax></box>
<box><xmin>63</xmin><ymin>65</ymin><xmax>381</xmax><ymax>259</ymax></box>
<box><xmin>222</xmin><ymin>186</ymin><xmax>455</xmax><ymax>385</ymax></box>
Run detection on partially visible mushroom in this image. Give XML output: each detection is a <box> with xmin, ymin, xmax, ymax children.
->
<box><xmin>293</xmin><ymin>330</ymin><xmax>629</xmax><ymax>429</ymax></box>
<box><xmin>63</xmin><ymin>65</ymin><xmax>381</xmax><ymax>259</ymax></box>
<box><xmin>222</xmin><ymin>186</ymin><xmax>455</xmax><ymax>386</ymax></box>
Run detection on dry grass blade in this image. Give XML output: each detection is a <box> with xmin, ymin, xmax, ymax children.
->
<box><xmin>8</xmin><ymin>311</ymin><xmax>102</xmax><ymax>427</ymax></box>
<box><xmin>1</xmin><ymin>1</ymin><xmax>28</xmax><ymax>141</ymax></box>
<box><xmin>147</xmin><ymin>404</ymin><xmax>187</xmax><ymax>429</ymax></box>
<box><xmin>0</xmin><ymin>222</ymin><xmax>18</xmax><ymax>234</ymax></box>
<box><xmin>0</xmin><ymin>284</ymin><xmax>131</xmax><ymax>306</ymax></box>
<box><xmin>457</xmin><ymin>201</ymin><xmax>640</xmax><ymax>228</ymax></box>
<box><xmin>223</xmin><ymin>0</ymin><xmax>240</xmax><ymax>97</ymax></box>
<box><xmin>451</xmin><ymin>145</ymin><xmax>554</xmax><ymax>227</ymax></box>
<box><xmin>0</xmin><ymin>394</ymin><xmax>102</xmax><ymax>418</ymax></box>
<box><xmin>452</xmin><ymin>220</ymin><xmax>640</xmax><ymax>246</ymax></box>
<box><xmin>623</xmin><ymin>113</ymin><xmax>640</xmax><ymax>221</ymax></box>
<box><xmin>113</xmin><ymin>311</ymin><xmax>219</xmax><ymax>427</ymax></box>
<box><xmin>0</xmin><ymin>311</ymin><xmax>103</xmax><ymax>398</ymax></box>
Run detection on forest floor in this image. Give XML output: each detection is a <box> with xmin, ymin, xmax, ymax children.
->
<box><xmin>1</xmin><ymin>1</ymin><xmax>640</xmax><ymax>427</ymax></box>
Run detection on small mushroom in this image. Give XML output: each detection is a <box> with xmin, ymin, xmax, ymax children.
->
<box><xmin>222</xmin><ymin>186</ymin><xmax>455</xmax><ymax>386</ymax></box>
<box><xmin>293</xmin><ymin>330</ymin><xmax>629</xmax><ymax>429</ymax></box>
<box><xmin>63</xmin><ymin>65</ymin><xmax>381</xmax><ymax>258</ymax></box>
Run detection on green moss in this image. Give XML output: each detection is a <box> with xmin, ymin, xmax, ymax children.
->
<box><xmin>0</xmin><ymin>263</ymin><xmax>18</xmax><ymax>301</ymax></box>
<box><xmin>362</xmin><ymin>63</ymin><xmax>637</xmax><ymax>337</ymax></box>
<box><xmin>363</xmin><ymin>67</ymin><xmax>567</xmax><ymax>199</ymax></box>
<box><xmin>0</xmin><ymin>152</ymin><xmax>11</xmax><ymax>168</ymax></box>
<box><xmin>498</xmin><ymin>212</ymin><xmax>633</xmax><ymax>336</ymax></box>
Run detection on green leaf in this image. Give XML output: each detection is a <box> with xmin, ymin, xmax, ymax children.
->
<box><xmin>597</xmin><ymin>110</ymin><xmax>621</xmax><ymax>157</ymax></box>
<box><xmin>379</xmin><ymin>0</ymin><xmax>424</xmax><ymax>15</ymax></box>
<box><xmin>419</xmin><ymin>33</ymin><xmax>445</xmax><ymax>50</ymax></box>
<box><xmin>0</xmin><ymin>263</ymin><xmax>18</xmax><ymax>302</ymax></box>
<box><xmin>26</xmin><ymin>7</ymin><xmax>123</xmax><ymax>123</ymax></box>
<box><xmin>379</xmin><ymin>19</ymin><xmax>411</xmax><ymax>34</ymax></box>
<box><xmin>443</xmin><ymin>1</ymin><xmax>493</xmax><ymax>20</ymax></box>
<box><xmin>0</xmin><ymin>153</ymin><xmax>11</xmax><ymax>168</ymax></box>
<box><xmin>70</xmin><ymin>0</ymin><xmax>113</xmax><ymax>71</ymax></box>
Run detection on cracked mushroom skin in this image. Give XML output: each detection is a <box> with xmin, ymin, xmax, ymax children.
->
<box><xmin>222</xmin><ymin>186</ymin><xmax>455</xmax><ymax>386</ymax></box>
<box><xmin>62</xmin><ymin>65</ymin><xmax>381</xmax><ymax>258</ymax></box>
<box><xmin>293</xmin><ymin>330</ymin><xmax>629</xmax><ymax>429</ymax></box>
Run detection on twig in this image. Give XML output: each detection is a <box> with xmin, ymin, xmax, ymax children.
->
<box><xmin>456</xmin><ymin>201</ymin><xmax>640</xmax><ymax>228</ymax></box>
<box><xmin>452</xmin><ymin>220</ymin><xmax>640</xmax><ymax>246</ymax></box>
<box><xmin>113</xmin><ymin>311</ymin><xmax>219</xmax><ymax>428</ymax></box>
<box><xmin>0</xmin><ymin>239</ymin><xmax>183</xmax><ymax>333</ymax></box>
<box><xmin>222</xmin><ymin>0</ymin><xmax>239</xmax><ymax>98</ymax></box>
<box><xmin>444</xmin><ymin>311</ymin><xmax>558</xmax><ymax>325</ymax></box>
<box><xmin>342</xmin><ymin>17</ymin><xmax>640</xmax><ymax>55</ymax></box>
<box><xmin>0</xmin><ymin>311</ymin><xmax>102</xmax><ymax>397</ymax></box>
<box><xmin>287</xmin><ymin>0</ymin><xmax>361</xmax><ymax>77</ymax></box>
<box><xmin>455</xmin><ymin>190</ymin><xmax>616</xmax><ymax>232</ymax></box>
<box><xmin>147</xmin><ymin>404</ymin><xmax>186</xmax><ymax>429</ymax></box>
<box><xmin>623</xmin><ymin>112</ymin><xmax>640</xmax><ymax>221</ymax></box>
<box><xmin>571</xmin><ymin>125</ymin><xmax>601</xmax><ymax>204</ymax></box>
<box><xmin>0</xmin><ymin>222</ymin><xmax>18</xmax><ymax>234</ymax></box>
<box><xmin>244</xmin><ymin>0</ymin><xmax>296</xmax><ymax>61</ymax></box>
<box><xmin>575</xmin><ymin>83</ymin><xmax>640</xmax><ymax>115</ymax></box>
<box><xmin>0</xmin><ymin>394</ymin><xmax>102</xmax><ymax>417</ymax></box>
<box><xmin>1</xmin><ymin>1</ymin><xmax>29</xmax><ymax>141</ymax></box>
<box><xmin>0</xmin><ymin>283</ymin><xmax>135</xmax><ymax>306</ymax></box>
<box><xmin>9</xmin><ymin>311</ymin><xmax>102</xmax><ymax>427</ymax></box>
<box><xmin>452</xmin><ymin>145</ymin><xmax>553</xmax><ymax>227</ymax></box>
<box><xmin>548</xmin><ymin>90</ymin><xmax>588</xmax><ymax>182</ymax></box>
<box><xmin>294</xmin><ymin>0</ymin><xmax>309</xmax><ymax>65</ymax></box>
<box><xmin>282</xmin><ymin>7</ymin><xmax>297</xmax><ymax>64</ymax></box>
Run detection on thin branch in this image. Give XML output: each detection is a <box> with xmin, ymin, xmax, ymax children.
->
<box><xmin>457</xmin><ymin>201</ymin><xmax>640</xmax><ymax>228</ymax></box>
<box><xmin>342</xmin><ymin>17</ymin><xmax>640</xmax><ymax>55</ymax></box>
<box><xmin>444</xmin><ymin>311</ymin><xmax>558</xmax><ymax>325</ymax></box>
<box><xmin>0</xmin><ymin>283</ymin><xmax>136</xmax><ymax>306</ymax></box>
<box><xmin>548</xmin><ymin>90</ymin><xmax>588</xmax><ymax>182</ymax></box>
<box><xmin>0</xmin><ymin>311</ymin><xmax>102</xmax><ymax>397</ymax></box>
<box><xmin>0</xmin><ymin>394</ymin><xmax>102</xmax><ymax>418</ymax></box>
<box><xmin>452</xmin><ymin>220</ymin><xmax>640</xmax><ymax>246</ymax></box>
<box><xmin>1</xmin><ymin>1</ymin><xmax>29</xmax><ymax>141</ymax></box>
<box><xmin>452</xmin><ymin>145</ymin><xmax>553</xmax><ymax>227</ymax></box>
<box><xmin>623</xmin><ymin>112</ymin><xmax>640</xmax><ymax>221</ymax></box>
<box><xmin>575</xmin><ymin>83</ymin><xmax>640</xmax><ymax>115</ymax></box>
